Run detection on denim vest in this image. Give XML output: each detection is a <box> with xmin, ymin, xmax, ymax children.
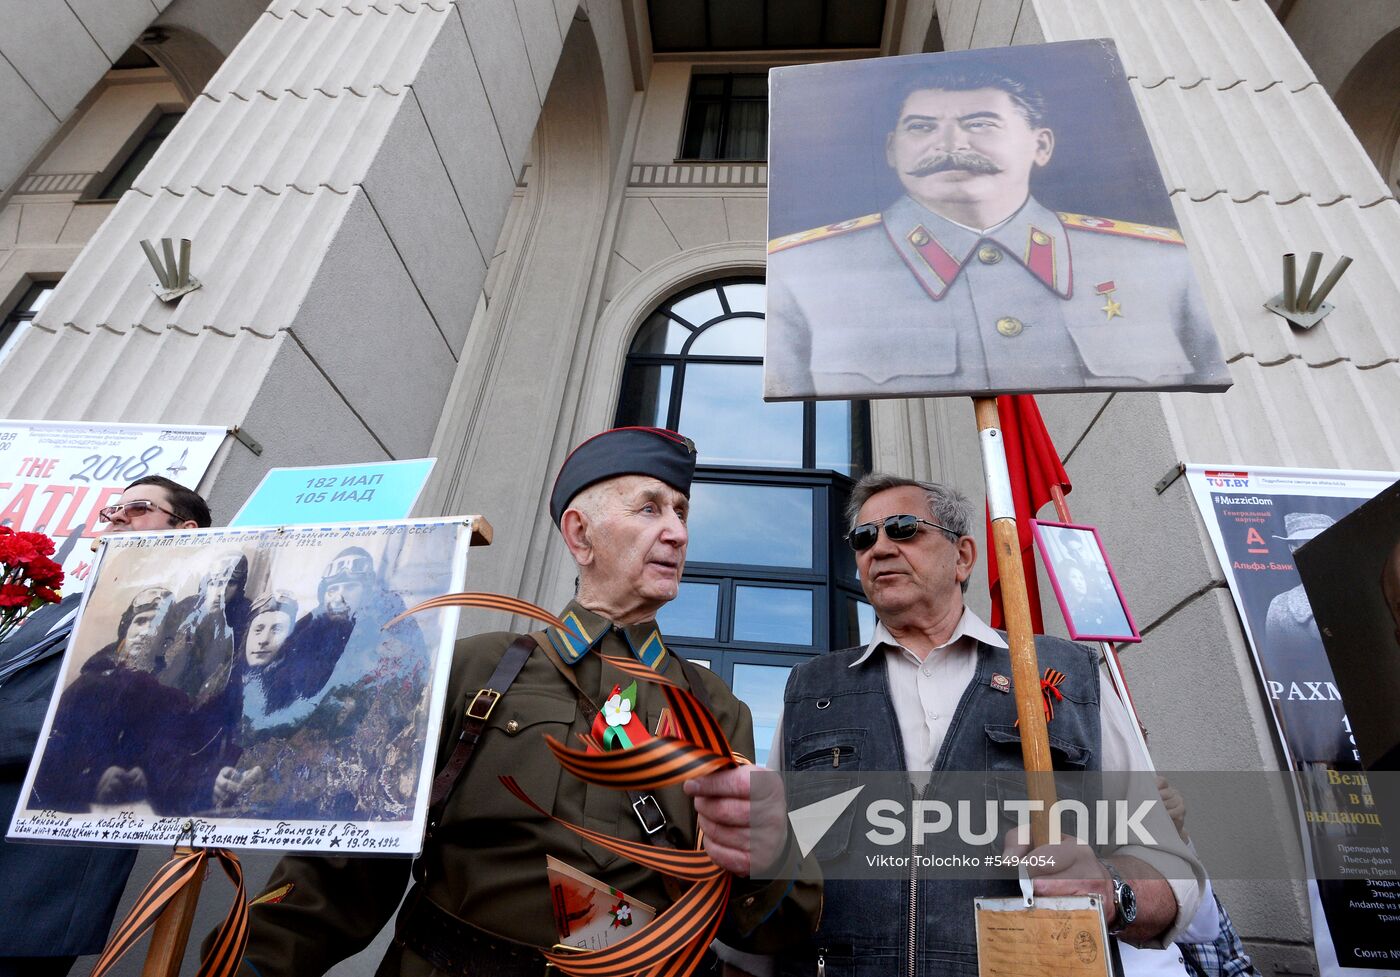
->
<box><xmin>779</xmin><ymin>635</ymin><xmax>1101</xmax><ymax>977</ymax></box>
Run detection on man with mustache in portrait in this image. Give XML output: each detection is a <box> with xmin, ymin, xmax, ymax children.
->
<box><xmin>765</xmin><ymin>66</ymin><xmax>1225</xmax><ymax>399</ymax></box>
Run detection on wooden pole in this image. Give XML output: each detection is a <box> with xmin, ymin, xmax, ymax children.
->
<box><xmin>975</xmin><ymin>398</ymin><xmax>1057</xmax><ymax>848</ymax></box>
<box><xmin>140</xmin><ymin>846</ymin><xmax>203</xmax><ymax>977</ymax></box>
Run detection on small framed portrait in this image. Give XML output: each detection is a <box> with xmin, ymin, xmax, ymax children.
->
<box><xmin>1031</xmin><ymin>519</ymin><xmax>1141</xmax><ymax>644</ymax></box>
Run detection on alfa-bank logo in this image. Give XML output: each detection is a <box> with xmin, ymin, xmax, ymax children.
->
<box><xmin>1204</xmin><ymin>469</ymin><xmax>1251</xmax><ymax>489</ymax></box>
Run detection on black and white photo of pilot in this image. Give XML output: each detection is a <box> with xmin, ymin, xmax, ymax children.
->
<box><xmin>30</xmin><ymin>587</ymin><xmax>193</xmax><ymax>812</ymax></box>
<box><xmin>17</xmin><ymin>520</ymin><xmax>466</xmax><ymax>841</ymax></box>
<box><xmin>764</xmin><ymin>39</ymin><xmax>1232</xmax><ymax>402</ymax></box>
<box><xmin>1033</xmin><ymin>520</ymin><xmax>1140</xmax><ymax>643</ymax></box>
<box><xmin>209</xmin><ymin>545</ymin><xmax>431</xmax><ymax>821</ymax></box>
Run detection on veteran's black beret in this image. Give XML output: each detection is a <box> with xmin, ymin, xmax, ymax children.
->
<box><xmin>549</xmin><ymin>426</ymin><xmax>697</xmax><ymax>525</ymax></box>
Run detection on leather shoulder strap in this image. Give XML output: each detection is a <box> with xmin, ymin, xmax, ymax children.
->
<box><xmin>425</xmin><ymin>634</ymin><xmax>534</xmax><ymax>832</ymax></box>
<box><xmin>674</xmin><ymin>655</ymin><xmax>712</xmax><ymax>710</ymax></box>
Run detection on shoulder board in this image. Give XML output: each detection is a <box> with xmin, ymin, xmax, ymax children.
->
<box><xmin>768</xmin><ymin>214</ymin><xmax>882</xmax><ymax>254</ymax></box>
<box><xmin>1057</xmin><ymin>212</ymin><xmax>1184</xmax><ymax>245</ymax></box>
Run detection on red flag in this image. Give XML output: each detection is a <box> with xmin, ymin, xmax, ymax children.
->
<box><xmin>986</xmin><ymin>395</ymin><xmax>1071</xmax><ymax>633</ymax></box>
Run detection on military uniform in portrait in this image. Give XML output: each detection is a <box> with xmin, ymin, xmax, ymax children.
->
<box><xmin>766</xmin><ymin>195</ymin><xmax>1226</xmax><ymax>399</ymax></box>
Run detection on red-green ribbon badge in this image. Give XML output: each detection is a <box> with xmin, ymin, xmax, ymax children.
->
<box><xmin>591</xmin><ymin>681</ymin><xmax>653</xmax><ymax>752</ymax></box>
<box><xmin>1015</xmin><ymin>667</ymin><xmax>1066</xmax><ymax>727</ymax></box>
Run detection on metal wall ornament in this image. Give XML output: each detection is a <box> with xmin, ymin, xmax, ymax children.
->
<box><xmin>140</xmin><ymin>237</ymin><xmax>203</xmax><ymax>303</ymax></box>
<box><xmin>1265</xmin><ymin>251</ymin><xmax>1352</xmax><ymax>330</ymax></box>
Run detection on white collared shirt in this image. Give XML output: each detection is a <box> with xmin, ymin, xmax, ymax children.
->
<box><xmin>764</xmin><ymin>604</ymin><xmax>1204</xmax><ymax>947</ymax></box>
<box><xmin>847</xmin><ymin>607</ymin><xmax>1005</xmax><ymax>773</ymax></box>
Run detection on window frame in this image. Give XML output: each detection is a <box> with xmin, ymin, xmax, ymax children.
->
<box><xmin>617</xmin><ymin>277</ymin><xmax>871</xmax><ymax>477</ymax></box>
<box><xmin>615</xmin><ymin>276</ymin><xmax>874</xmax><ymax>739</ymax></box>
<box><xmin>89</xmin><ymin>108</ymin><xmax>185</xmax><ymax>202</ymax></box>
<box><xmin>0</xmin><ymin>281</ymin><xmax>57</xmax><ymax>363</ymax></box>
<box><xmin>677</xmin><ymin>72</ymin><xmax>769</xmax><ymax>163</ymax></box>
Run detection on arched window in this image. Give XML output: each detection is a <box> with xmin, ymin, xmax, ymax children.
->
<box><xmin>614</xmin><ymin>277</ymin><xmax>875</xmax><ymax>762</ymax></box>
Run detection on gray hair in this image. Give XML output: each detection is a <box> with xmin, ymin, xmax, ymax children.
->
<box><xmin>845</xmin><ymin>473</ymin><xmax>975</xmax><ymax>592</ymax></box>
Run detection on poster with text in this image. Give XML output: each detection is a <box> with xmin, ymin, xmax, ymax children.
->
<box><xmin>8</xmin><ymin>518</ymin><xmax>472</xmax><ymax>855</ymax></box>
<box><xmin>764</xmin><ymin>39</ymin><xmax>1231</xmax><ymax>402</ymax></box>
<box><xmin>1187</xmin><ymin>464</ymin><xmax>1400</xmax><ymax>973</ymax></box>
<box><xmin>0</xmin><ymin>419</ymin><xmax>226</xmax><ymax>594</ymax></box>
<box><xmin>1296</xmin><ymin>480</ymin><xmax>1400</xmax><ymax>774</ymax></box>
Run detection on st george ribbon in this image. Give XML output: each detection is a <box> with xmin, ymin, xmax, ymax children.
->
<box><xmin>395</xmin><ymin>592</ymin><xmax>746</xmax><ymax>977</ymax></box>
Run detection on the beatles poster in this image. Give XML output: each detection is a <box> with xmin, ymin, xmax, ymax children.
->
<box><xmin>0</xmin><ymin>419</ymin><xmax>225</xmax><ymax>594</ymax></box>
<box><xmin>1187</xmin><ymin>464</ymin><xmax>1400</xmax><ymax>973</ymax></box>
<box><xmin>8</xmin><ymin>518</ymin><xmax>472</xmax><ymax>854</ymax></box>
<box><xmin>763</xmin><ymin>39</ymin><xmax>1231</xmax><ymax>402</ymax></box>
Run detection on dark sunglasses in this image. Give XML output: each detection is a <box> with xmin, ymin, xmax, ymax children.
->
<box><xmin>846</xmin><ymin>514</ymin><xmax>959</xmax><ymax>552</ymax></box>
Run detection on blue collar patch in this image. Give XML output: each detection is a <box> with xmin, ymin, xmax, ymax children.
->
<box><xmin>546</xmin><ymin>613</ymin><xmax>668</xmax><ymax>669</ymax></box>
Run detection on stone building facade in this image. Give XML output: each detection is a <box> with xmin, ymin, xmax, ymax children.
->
<box><xmin>2</xmin><ymin>0</ymin><xmax>1398</xmax><ymax>973</ymax></box>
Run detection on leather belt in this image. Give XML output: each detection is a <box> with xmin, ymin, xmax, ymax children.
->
<box><xmin>396</xmin><ymin>888</ymin><xmax>548</xmax><ymax>977</ymax></box>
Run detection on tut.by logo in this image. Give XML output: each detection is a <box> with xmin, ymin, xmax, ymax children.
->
<box><xmin>1205</xmin><ymin>470</ymin><xmax>1250</xmax><ymax>488</ymax></box>
<box><xmin>787</xmin><ymin>790</ymin><xmax>1158</xmax><ymax>856</ymax></box>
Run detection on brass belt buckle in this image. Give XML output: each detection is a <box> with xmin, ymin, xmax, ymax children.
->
<box><xmin>466</xmin><ymin>688</ymin><xmax>501</xmax><ymax>722</ymax></box>
<box><xmin>632</xmin><ymin>794</ymin><xmax>666</xmax><ymax>835</ymax></box>
<box><xmin>546</xmin><ymin>943</ymin><xmax>585</xmax><ymax>975</ymax></box>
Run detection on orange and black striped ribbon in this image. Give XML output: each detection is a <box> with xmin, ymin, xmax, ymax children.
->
<box><xmin>542</xmin><ymin>655</ymin><xmax>735</xmax><ymax>789</ymax></box>
<box><xmin>1040</xmin><ymin>667</ymin><xmax>1066</xmax><ymax>722</ymax></box>
<box><xmin>90</xmin><ymin>846</ymin><xmax>246</xmax><ymax>977</ymax></box>
<box><xmin>386</xmin><ymin>592</ymin><xmax>577</xmax><ymax>635</ymax></box>
<box><xmin>395</xmin><ymin>591</ymin><xmax>745</xmax><ymax>977</ymax></box>
<box><xmin>1015</xmin><ymin>666</ymin><xmax>1068</xmax><ymax>727</ymax></box>
<box><xmin>526</xmin><ymin>654</ymin><xmax>743</xmax><ymax>977</ymax></box>
<box><xmin>505</xmin><ymin>772</ymin><xmax>734</xmax><ymax>977</ymax></box>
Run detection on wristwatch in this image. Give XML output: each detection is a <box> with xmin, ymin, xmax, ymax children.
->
<box><xmin>1102</xmin><ymin>861</ymin><xmax>1137</xmax><ymax>934</ymax></box>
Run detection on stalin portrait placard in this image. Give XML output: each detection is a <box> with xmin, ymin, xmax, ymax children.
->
<box><xmin>764</xmin><ymin>40</ymin><xmax>1232</xmax><ymax>401</ymax></box>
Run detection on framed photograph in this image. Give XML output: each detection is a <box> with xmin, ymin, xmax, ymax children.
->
<box><xmin>764</xmin><ymin>39</ymin><xmax>1231</xmax><ymax>402</ymax></box>
<box><xmin>1031</xmin><ymin>520</ymin><xmax>1140</xmax><ymax>644</ymax></box>
<box><xmin>9</xmin><ymin>518</ymin><xmax>474</xmax><ymax>854</ymax></box>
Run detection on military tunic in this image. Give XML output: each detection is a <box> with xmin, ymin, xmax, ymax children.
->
<box><xmin>765</xmin><ymin>194</ymin><xmax>1231</xmax><ymax>400</ymax></box>
<box><xmin>235</xmin><ymin>601</ymin><xmax>818</xmax><ymax>976</ymax></box>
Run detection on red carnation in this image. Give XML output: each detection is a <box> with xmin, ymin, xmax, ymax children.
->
<box><xmin>0</xmin><ymin>528</ymin><xmax>64</xmax><ymax>641</ymax></box>
<box><xmin>26</xmin><ymin>556</ymin><xmax>63</xmax><ymax>588</ymax></box>
<box><xmin>21</xmin><ymin>531</ymin><xmax>55</xmax><ymax>558</ymax></box>
<box><xmin>0</xmin><ymin>536</ymin><xmax>36</xmax><ymax>565</ymax></box>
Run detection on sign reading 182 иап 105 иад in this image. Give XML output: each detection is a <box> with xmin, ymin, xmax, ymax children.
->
<box><xmin>230</xmin><ymin>458</ymin><xmax>436</xmax><ymax>528</ymax></box>
<box><xmin>0</xmin><ymin>419</ymin><xmax>226</xmax><ymax>594</ymax></box>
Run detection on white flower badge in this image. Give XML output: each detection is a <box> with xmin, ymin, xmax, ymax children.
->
<box><xmin>603</xmin><ymin>691</ymin><xmax>632</xmax><ymax>728</ymax></box>
<box><xmin>609</xmin><ymin>899</ymin><xmax>633</xmax><ymax>928</ymax></box>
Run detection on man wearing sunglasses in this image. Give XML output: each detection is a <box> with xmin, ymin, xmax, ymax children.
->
<box><xmin>0</xmin><ymin>475</ymin><xmax>209</xmax><ymax>977</ymax></box>
<box><xmin>762</xmin><ymin>473</ymin><xmax>1202</xmax><ymax>977</ymax></box>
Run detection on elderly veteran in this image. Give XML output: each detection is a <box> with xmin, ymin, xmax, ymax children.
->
<box><xmin>232</xmin><ymin>426</ymin><xmax>818</xmax><ymax>977</ymax></box>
